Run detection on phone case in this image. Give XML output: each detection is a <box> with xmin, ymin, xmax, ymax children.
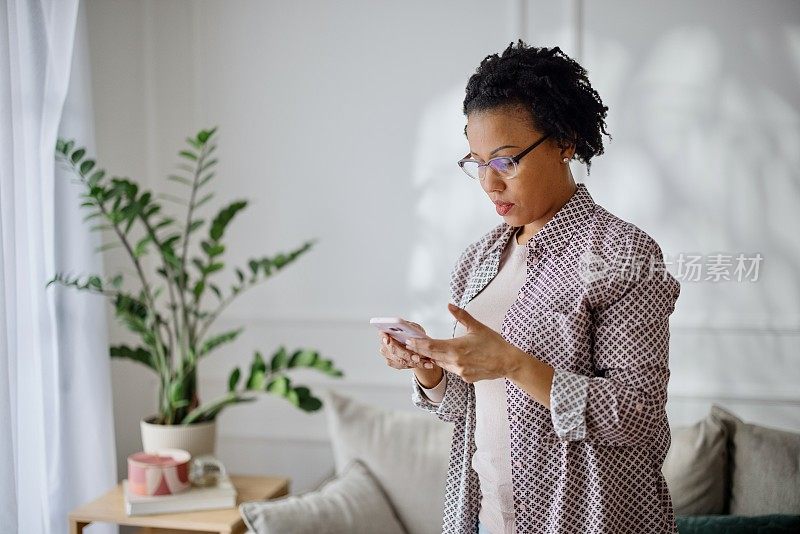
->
<box><xmin>370</xmin><ymin>317</ymin><xmax>431</xmax><ymax>344</ymax></box>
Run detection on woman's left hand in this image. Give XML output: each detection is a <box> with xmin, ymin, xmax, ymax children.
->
<box><xmin>405</xmin><ymin>302</ymin><xmax>521</xmax><ymax>383</ymax></box>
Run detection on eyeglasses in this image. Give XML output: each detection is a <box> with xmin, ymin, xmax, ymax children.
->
<box><xmin>457</xmin><ymin>133</ymin><xmax>550</xmax><ymax>181</ymax></box>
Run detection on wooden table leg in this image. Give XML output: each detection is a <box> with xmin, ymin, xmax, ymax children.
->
<box><xmin>69</xmin><ymin>520</ymin><xmax>90</xmax><ymax>534</ymax></box>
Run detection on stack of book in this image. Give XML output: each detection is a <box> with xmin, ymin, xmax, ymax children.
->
<box><xmin>123</xmin><ymin>473</ymin><xmax>237</xmax><ymax>516</ymax></box>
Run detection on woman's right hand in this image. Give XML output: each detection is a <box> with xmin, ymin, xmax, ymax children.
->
<box><xmin>377</xmin><ymin>323</ymin><xmax>437</xmax><ymax>371</ymax></box>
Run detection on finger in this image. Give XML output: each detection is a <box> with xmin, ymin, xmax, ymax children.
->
<box><xmin>447</xmin><ymin>302</ymin><xmax>484</xmax><ymax>332</ymax></box>
<box><xmin>386</xmin><ymin>336</ymin><xmax>433</xmax><ymax>364</ymax></box>
<box><xmin>404</xmin><ymin>337</ymin><xmax>447</xmax><ymax>359</ymax></box>
<box><xmin>379</xmin><ymin>336</ymin><xmax>406</xmax><ymax>362</ymax></box>
<box><xmin>408</xmin><ymin>321</ymin><xmax>426</xmax><ymax>334</ymax></box>
<box><xmin>384</xmin><ymin>355</ymin><xmax>410</xmax><ymax>370</ymax></box>
<box><xmin>380</xmin><ymin>343</ymin><xmax>409</xmax><ymax>366</ymax></box>
<box><xmin>385</xmin><ymin>341</ymin><xmax>432</xmax><ymax>368</ymax></box>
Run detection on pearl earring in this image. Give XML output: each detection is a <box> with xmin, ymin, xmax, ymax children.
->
<box><xmin>562</xmin><ymin>157</ymin><xmax>569</xmax><ymax>163</ymax></box>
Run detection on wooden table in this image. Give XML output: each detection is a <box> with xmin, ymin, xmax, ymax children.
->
<box><xmin>68</xmin><ymin>475</ymin><xmax>290</xmax><ymax>534</ymax></box>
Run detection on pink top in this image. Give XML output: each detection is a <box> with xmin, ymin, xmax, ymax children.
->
<box><xmin>416</xmin><ymin>227</ymin><xmax>527</xmax><ymax>534</ymax></box>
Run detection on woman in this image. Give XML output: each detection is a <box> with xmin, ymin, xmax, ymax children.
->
<box><xmin>377</xmin><ymin>41</ymin><xmax>681</xmax><ymax>534</ymax></box>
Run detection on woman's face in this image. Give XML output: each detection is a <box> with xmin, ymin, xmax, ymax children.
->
<box><xmin>464</xmin><ymin>106</ymin><xmax>575</xmax><ymax>230</ymax></box>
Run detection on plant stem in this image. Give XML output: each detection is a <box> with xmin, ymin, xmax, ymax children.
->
<box><xmin>140</xmin><ymin>217</ymin><xmax>183</xmax><ymax>366</ymax></box>
<box><xmin>178</xmin><ymin>140</ymin><xmax>210</xmax><ymax>363</ymax></box>
<box><xmin>196</xmin><ymin>275</ymin><xmax>262</xmax><ymax>344</ymax></box>
<box><xmin>68</xmin><ymin>161</ymin><xmax>170</xmax><ymax>380</ymax></box>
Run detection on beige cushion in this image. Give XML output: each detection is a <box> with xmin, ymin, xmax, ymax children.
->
<box><xmin>321</xmin><ymin>389</ymin><xmax>453</xmax><ymax>534</ymax></box>
<box><xmin>711</xmin><ymin>404</ymin><xmax>800</xmax><ymax>515</ymax></box>
<box><xmin>662</xmin><ymin>410</ymin><xmax>729</xmax><ymax>515</ymax></box>
<box><xmin>239</xmin><ymin>458</ymin><xmax>406</xmax><ymax>534</ymax></box>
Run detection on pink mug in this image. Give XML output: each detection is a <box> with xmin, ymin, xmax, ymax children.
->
<box><xmin>127</xmin><ymin>448</ymin><xmax>191</xmax><ymax>496</ymax></box>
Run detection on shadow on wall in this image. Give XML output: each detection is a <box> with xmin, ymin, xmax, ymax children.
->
<box><xmin>405</xmin><ymin>83</ymin><xmax>503</xmax><ymax>338</ymax></box>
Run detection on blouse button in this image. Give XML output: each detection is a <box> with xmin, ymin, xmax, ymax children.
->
<box><xmin>635</xmin><ymin>402</ymin><xmax>644</xmax><ymax>412</ymax></box>
<box><xmin>518</xmin><ymin>502</ymin><xmax>527</xmax><ymax>512</ymax></box>
<box><xmin>514</xmin><ymin>460</ymin><xmax>523</xmax><ymax>469</ymax></box>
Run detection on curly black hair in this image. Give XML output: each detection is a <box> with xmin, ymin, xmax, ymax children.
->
<box><xmin>463</xmin><ymin>40</ymin><xmax>611</xmax><ymax>175</ymax></box>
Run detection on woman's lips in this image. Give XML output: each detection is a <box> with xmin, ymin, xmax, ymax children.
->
<box><xmin>495</xmin><ymin>202</ymin><xmax>514</xmax><ymax>215</ymax></box>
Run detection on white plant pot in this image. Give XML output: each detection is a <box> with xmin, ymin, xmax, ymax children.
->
<box><xmin>140</xmin><ymin>416</ymin><xmax>217</xmax><ymax>457</ymax></box>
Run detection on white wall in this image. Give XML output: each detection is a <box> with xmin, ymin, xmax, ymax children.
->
<box><xmin>85</xmin><ymin>0</ymin><xmax>800</xmax><ymax>493</ymax></box>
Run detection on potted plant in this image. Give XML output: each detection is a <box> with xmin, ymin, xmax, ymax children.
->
<box><xmin>48</xmin><ymin>127</ymin><xmax>344</xmax><ymax>456</ymax></box>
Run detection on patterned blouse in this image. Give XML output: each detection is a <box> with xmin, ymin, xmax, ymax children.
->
<box><xmin>411</xmin><ymin>182</ymin><xmax>681</xmax><ymax>533</ymax></box>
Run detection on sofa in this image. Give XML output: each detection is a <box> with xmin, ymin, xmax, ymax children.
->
<box><xmin>239</xmin><ymin>390</ymin><xmax>800</xmax><ymax>533</ymax></box>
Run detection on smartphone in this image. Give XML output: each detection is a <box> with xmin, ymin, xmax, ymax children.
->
<box><xmin>370</xmin><ymin>317</ymin><xmax>431</xmax><ymax>345</ymax></box>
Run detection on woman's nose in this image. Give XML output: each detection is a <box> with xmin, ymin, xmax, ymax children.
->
<box><xmin>480</xmin><ymin>168</ymin><xmax>507</xmax><ymax>192</ymax></box>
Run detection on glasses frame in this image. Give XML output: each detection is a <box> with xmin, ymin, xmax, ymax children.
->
<box><xmin>457</xmin><ymin>133</ymin><xmax>551</xmax><ymax>181</ymax></box>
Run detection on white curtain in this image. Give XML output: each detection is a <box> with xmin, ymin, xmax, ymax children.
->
<box><xmin>0</xmin><ymin>1</ymin><xmax>117</xmax><ymax>533</ymax></box>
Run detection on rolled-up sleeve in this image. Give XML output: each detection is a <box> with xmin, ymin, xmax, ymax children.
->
<box><xmin>412</xmin><ymin>369</ymin><xmax>469</xmax><ymax>422</ymax></box>
<box><xmin>550</xmin><ymin>369</ymin><xmax>590</xmax><ymax>440</ymax></box>
<box><xmin>549</xmin><ymin>234</ymin><xmax>680</xmax><ymax>446</ymax></box>
<box><xmin>414</xmin><ymin>373</ymin><xmax>447</xmax><ymax>404</ymax></box>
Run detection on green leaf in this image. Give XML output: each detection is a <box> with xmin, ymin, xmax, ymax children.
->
<box><xmin>70</xmin><ymin>148</ymin><xmax>86</xmax><ymax>163</ymax></box>
<box><xmin>228</xmin><ymin>367</ymin><xmax>241</xmax><ymax>392</ymax></box>
<box><xmin>198</xmin><ymin>172</ymin><xmax>214</xmax><ymax>188</ymax></box>
<box><xmin>179</xmin><ymin>150</ymin><xmax>198</xmax><ymax>161</ymax></box>
<box><xmin>157</xmin><ymin>192</ymin><xmax>188</xmax><ymax>206</ymax></box>
<box><xmin>200</xmin><ymin>158</ymin><xmax>218</xmax><ymax>173</ymax></box>
<box><xmin>252</xmin><ymin>351</ymin><xmax>266</xmax><ymax>374</ymax></box>
<box><xmin>299</xmin><ymin>395</ymin><xmax>323</xmax><ymax>411</ymax></box>
<box><xmin>89</xmin><ymin>170</ymin><xmax>106</xmax><ymax>186</ymax></box>
<box><xmin>205</xmin><ymin>262</ymin><xmax>224</xmax><ymax>274</ymax></box>
<box><xmin>180</xmin><ymin>390</ymin><xmax>254</xmax><ymax>425</ymax></box>
<box><xmin>209</xmin><ymin>284</ymin><xmax>222</xmax><ymax>299</ymax></box>
<box><xmin>271</xmin><ymin>347</ymin><xmax>288</xmax><ymax>372</ymax></box>
<box><xmin>248</xmin><ymin>370</ymin><xmax>266</xmax><ymax>390</ymax></box>
<box><xmin>95</xmin><ymin>242</ymin><xmax>123</xmax><ymax>253</ymax></box>
<box><xmin>195</xmin><ymin>192</ymin><xmax>214</xmax><ymax>209</ymax></box>
<box><xmin>201</xmin><ymin>241</ymin><xmax>224</xmax><ymax>257</ymax></box>
<box><xmin>199</xmin><ymin>328</ymin><xmax>243</xmax><ymax>357</ymax></box>
<box><xmin>167</xmin><ymin>174</ymin><xmax>193</xmax><ymax>186</ymax></box>
<box><xmin>193</xmin><ymin>280</ymin><xmax>205</xmax><ymax>299</ymax></box>
<box><xmin>154</xmin><ymin>217</ymin><xmax>175</xmax><ymax>230</ymax></box>
<box><xmin>186</xmin><ymin>136</ymin><xmax>202</xmax><ymax>150</ymax></box>
<box><xmin>209</xmin><ymin>201</ymin><xmax>247</xmax><ymax>241</ymax></box>
<box><xmin>162</xmin><ymin>233</ymin><xmax>180</xmax><ymax>248</ymax></box>
<box><xmin>188</xmin><ymin>218</ymin><xmax>204</xmax><ymax>234</ymax></box>
<box><xmin>133</xmin><ymin>236</ymin><xmax>151</xmax><ymax>258</ymax></box>
<box><xmin>288</xmin><ymin>349</ymin><xmax>318</xmax><ymax>368</ymax></box>
<box><xmin>267</xmin><ymin>375</ymin><xmax>290</xmax><ymax>396</ymax></box>
<box><xmin>80</xmin><ymin>159</ymin><xmax>96</xmax><ymax>175</ymax></box>
<box><xmin>110</xmin><ymin>345</ymin><xmax>155</xmax><ymax>370</ymax></box>
<box><xmin>82</xmin><ymin>211</ymin><xmax>102</xmax><ymax>223</ymax></box>
<box><xmin>198</xmin><ymin>127</ymin><xmax>216</xmax><ymax>144</ymax></box>
<box><xmin>86</xmin><ymin>275</ymin><xmax>103</xmax><ymax>290</ymax></box>
<box><xmin>285</xmin><ymin>388</ymin><xmax>300</xmax><ymax>407</ymax></box>
<box><xmin>208</xmin><ymin>284</ymin><xmax>222</xmax><ymax>300</ymax></box>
